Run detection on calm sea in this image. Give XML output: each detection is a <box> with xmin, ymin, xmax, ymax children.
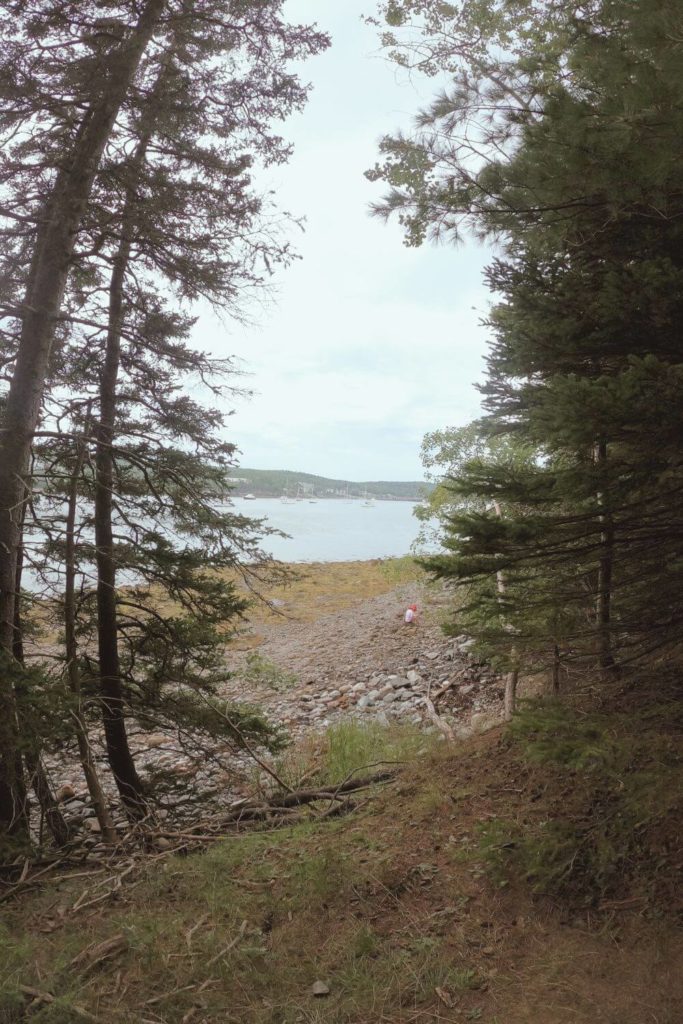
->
<box><xmin>234</xmin><ymin>498</ymin><xmax>423</xmax><ymax>562</ymax></box>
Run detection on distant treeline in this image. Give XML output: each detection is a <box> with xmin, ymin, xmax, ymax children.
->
<box><xmin>230</xmin><ymin>468</ymin><xmax>431</xmax><ymax>501</ymax></box>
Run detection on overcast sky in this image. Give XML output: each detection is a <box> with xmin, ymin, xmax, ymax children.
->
<box><xmin>199</xmin><ymin>0</ymin><xmax>492</xmax><ymax>482</ymax></box>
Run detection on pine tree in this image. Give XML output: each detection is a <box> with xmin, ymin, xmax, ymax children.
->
<box><xmin>373</xmin><ymin>0</ymin><xmax>683</xmax><ymax>685</ymax></box>
<box><xmin>0</xmin><ymin>0</ymin><xmax>328</xmax><ymax>841</ymax></box>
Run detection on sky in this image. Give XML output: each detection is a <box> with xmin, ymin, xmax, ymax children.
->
<box><xmin>198</xmin><ymin>0</ymin><xmax>493</xmax><ymax>482</ymax></box>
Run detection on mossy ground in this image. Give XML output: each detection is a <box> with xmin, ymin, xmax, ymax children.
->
<box><xmin>2</xmin><ymin>693</ymin><xmax>681</xmax><ymax>1024</ymax></box>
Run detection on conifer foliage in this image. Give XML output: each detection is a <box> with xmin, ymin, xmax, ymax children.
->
<box><xmin>374</xmin><ymin>1</ymin><xmax>683</xmax><ymax>686</ymax></box>
<box><xmin>0</xmin><ymin>1</ymin><xmax>328</xmax><ymax>845</ymax></box>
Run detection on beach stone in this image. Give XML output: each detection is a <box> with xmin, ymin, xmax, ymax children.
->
<box><xmin>65</xmin><ymin>799</ymin><xmax>87</xmax><ymax>814</ymax></box>
<box><xmin>145</xmin><ymin>733</ymin><xmax>167</xmax><ymax>748</ymax></box>
<box><xmin>471</xmin><ymin>711</ymin><xmax>502</xmax><ymax>734</ymax></box>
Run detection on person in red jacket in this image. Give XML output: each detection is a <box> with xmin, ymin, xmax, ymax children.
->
<box><xmin>403</xmin><ymin>603</ymin><xmax>418</xmax><ymax>625</ymax></box>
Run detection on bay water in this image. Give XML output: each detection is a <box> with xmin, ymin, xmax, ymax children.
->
<box><xmin>235</xmin><ymin>498</ymin><xmax>423</xmax><ymax>562</ymax></box>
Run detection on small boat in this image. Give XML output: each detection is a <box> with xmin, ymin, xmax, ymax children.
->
<box><xmin>243</xmin><ymin>493</ymin><xmax>256</xmax><ymax>501</ymax></box>
<box><xmin>362</xmin><ymin>489</ymin><xmax>375</xmax><ymax>508</ymax></box>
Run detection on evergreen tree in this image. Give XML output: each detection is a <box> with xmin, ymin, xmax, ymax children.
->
<box><xmin>373</xmin><ymin>0</ymin><xmax>683</xmax><ymax>685</ymax></box>
<box><xmin>0</xmin><ymin>0</ymin><xmax>328</xmax><ymax>841</ymax></box>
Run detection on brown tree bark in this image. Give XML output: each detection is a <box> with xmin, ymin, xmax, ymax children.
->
<box><xmin>0</xmin><ymin>0</ymin><xmax>166</xmax><ymax>836</ymax></box>
<box><xmin>94</xmin><ymin>96</ymin><xmax>163</xmax><ymax>816</ymax></box>
<box><xmin>65</xmin><ymin>438</ymin><xmax>118</xmax><ymax>844</ymax></box>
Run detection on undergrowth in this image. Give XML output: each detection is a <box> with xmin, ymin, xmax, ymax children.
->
<box><xmin>242</xmin><ymin>651</ymin><xmax>298</xmax><ymax>690</ymax></box>
<box><xmin>475</xmin><ymin>695</ymin><xmax>683</xmax><ymax>908</ymax></box>
<box><xmin>274</xmin><ymin>720</ymin><xmax>435</xmax><ymax>789</ymax></box>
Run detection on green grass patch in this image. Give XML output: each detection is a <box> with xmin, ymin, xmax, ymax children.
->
<box><xmin>242</xmin><ymin>650</ymin><xmax>299</xmax><ymax>690</ymax></box>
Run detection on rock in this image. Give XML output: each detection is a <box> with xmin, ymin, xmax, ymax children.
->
<box><xmin>357</xmin><ymin>695</ymin><xmax>372</xmax><ymax>709</ymax></box>
<box><xmin>145</xmin><ymin>733</ymin><xmax>167</xmax><ymax>749</ymax></box>
<box><xmin>459</xmin><ymin>639</ymin><xmax>476</xmax><ymax>652</ymax></box>
<box><xmin>366</xmin><ymin>690</ymin><xmax>380</xmax><ymax>702</ymax></box>
<box><xmin>311</xmin><ymin>981</ymin><xmax>330</xmax><ymax>998</ymax></box>
<box><xmin>426</xmin><ymin>652</ymin><xmax>439</xmax><ymax>660</ymax></box>
<box><xmin>154</xmin><ymin>837</ymin><xmax>172</xmax><ymax>851</ymax></box>
<box><xmin>470</xmin><ymin>711</ymin><xmax>502</xmax><ymax>734</ymax></box>
<box><xmin>406</xmin><ymin>670</ymin><xmax>421</xmax><ymax>685</ymax></box>
<box><xmin>459</xmin><ymin>684</ymin><xmax>475</xmax><ymax>695</ymax></box>
<box><xmin>56</xmin><ymin>783</ymin><xmax>75</xmax><ymax>802</ymax></box>
<box><xmin>65</xmin><ymin>799</ymin><xmax>87</xmax><ymax>814</ymax></box>
<box><xmin>382</xmin><ymin>691</ymin><xmax>398</xmax><ymax>704</ymax></box>
<box><xmin>85</xmin><ymin>817</ymin><xmax>101</xmax><ymax>833</ymax></box>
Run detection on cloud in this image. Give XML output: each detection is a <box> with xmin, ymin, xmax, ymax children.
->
<box><xmin>192</xmin><ymin>0</ymin><xmax>494</xmax><ymax>480</ymax></box>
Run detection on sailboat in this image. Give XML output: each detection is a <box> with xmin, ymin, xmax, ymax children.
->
<box><xmin>362</xmin><ymin>488</ymin><xmax>376</xmax><ymax>508</ymax></box>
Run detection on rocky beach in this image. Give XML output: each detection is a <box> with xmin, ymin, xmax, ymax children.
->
<box><xmin>48</xmin><ymin>562</ymin><xmax>505</xmax><ymax>842</ymax></box>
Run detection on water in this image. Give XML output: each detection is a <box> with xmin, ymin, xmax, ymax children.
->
<box><xmin>236</xmin><ymin>498</ymin><xmax>423</xmax><ymax>562</ymax></box>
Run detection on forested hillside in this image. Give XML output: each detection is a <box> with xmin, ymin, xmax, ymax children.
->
<box><xmin>232</xmin><ymin>468</ymin><xmax>429</xmax><ymax>499</ymax></box>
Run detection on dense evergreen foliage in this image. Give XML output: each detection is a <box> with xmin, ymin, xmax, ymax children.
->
<box><xmin>373</xmin><ymin>0</ymin><xmax>683</xmax><ymax>687</ymax></box>
<box><xmin>0</xmin><ymin>0</ymin><xmax>328</xmax><ymax>846</ymax></box>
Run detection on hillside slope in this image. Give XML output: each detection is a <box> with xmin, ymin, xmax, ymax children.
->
<box><xmin>230</xmin><ymin>468</ymin><xmax>430</xmax><ymax>500</ymax></box>
<box><xmin>2</xmin><ymin>704</ymin><xmax>681</xmax><ymax>1023</ymax></box>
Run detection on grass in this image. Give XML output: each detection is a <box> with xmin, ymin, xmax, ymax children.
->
<box><xmin>241</xmin><ymin>650</ymin><xmax>299</xmax><ymax>690</ymax></box>
<box><xmin>235</xmin><ymin>558</ymin><xmax>425</xmax><ymax>632</ymax></box>
<box><xmin>2</xmin><ymin>688</ymin><xmax>682</xmax><ymax>1023</ymax></box>
<box><xmin>273</xmin><ymin>719</ymin><xmax>437</xmax><ymax>790</ymax></box>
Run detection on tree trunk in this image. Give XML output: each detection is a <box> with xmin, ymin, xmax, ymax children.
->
<box><xmin>493</xmin><ymin>499</ymin><xmax>519</xmax><ymax>719</ymax></box>
<box><xmin>594</xmin><ymin>440</ymin><xmax>616</xmax><ymax>673</ymax></box>
<box><xmin>504</xmin><ymin>666</ymin><xmax>518</xmax><ymax>722</ymax></box>
<box><xmin>551</xmin><ymin>644</ymin><xmax>561</xmax><ymax>695</ymax></box>
<box><xmin>0</xmin><ymin>0</ymin><xmax>166</xmax><ymax>836</ymax></box>
<box><xmin>14</xmin><ymin>515</ymin><xmax>71</xmax><ymax>849</ymax></box>
<box><xmin>94</xmin><ymin>107</ymin><xmax>161</xmax><ymax>817</ymax></box>
<box><xmin>65</xmin><ymin>440</ymin><xmax>118</xmax><ymax>844</ymax></box>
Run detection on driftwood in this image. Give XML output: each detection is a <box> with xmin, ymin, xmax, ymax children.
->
<box><xmin>423</xmin><ymin>679</ymin><xmax>456</xmax><ymax>742</ymax></box>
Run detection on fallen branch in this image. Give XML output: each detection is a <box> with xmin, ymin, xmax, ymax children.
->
<box><xmin>70</xmin><ymin>933</ymin><xmax>128</xmax><ymax>973</ymax></box>
<box><xmin>18</xmin><ymin>985</ymin><xmax>103</xmax><ymax>1022</ymax></box>
<box><xmin>423</xmin><ymin>694</ymin><xmax>456</xmax><ymax>742</ymax></box>
<box><xmin>205</xmin><ymin>918</ymin><xmax>248</xmax><ymax>967</ymax></box>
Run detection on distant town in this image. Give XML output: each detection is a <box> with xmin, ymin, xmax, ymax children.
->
<box><xmin>230</xmin><ymin>468</ymin><xmax>431</xmax><ymax>501</ymax></box>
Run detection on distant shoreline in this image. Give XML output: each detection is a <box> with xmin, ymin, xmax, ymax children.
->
<box><xmin>234</xmin><ymin>495</ymin><xmax>420</xmax><ymax>503</ymax></box>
